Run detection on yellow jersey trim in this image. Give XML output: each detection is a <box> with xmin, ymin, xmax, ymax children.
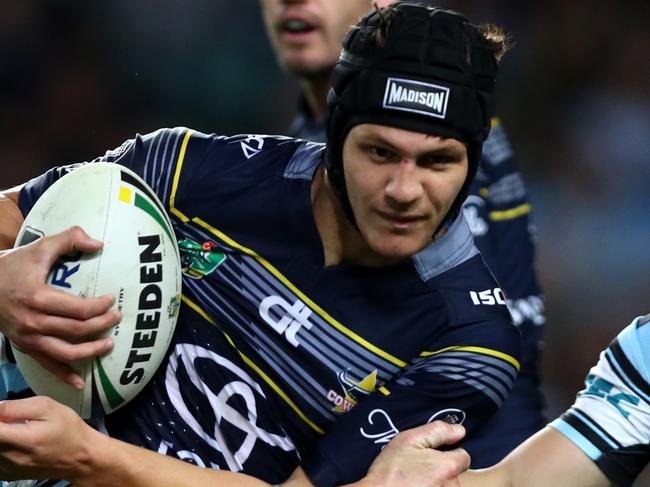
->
<box><xmin>190</xmin><ymin>216</ymin><xmax>408</xmax><ymax>368</ymax></box>
<box><xmin>419</xmin><ymin>345</ymin><xmax>520</xmax><ymax>370</ymax></box>
<box><xmin>169</xmin><ymin>129</ymin><xmax>193</xmax><ymax>223</ymax></box>
<box><xmin>489</xmin><ymin>203</ymin><xmax>531</xmax><ymax>222</ymax></box>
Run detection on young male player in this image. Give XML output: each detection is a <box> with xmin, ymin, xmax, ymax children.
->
<box><xmin>0</xmin><ymin>3</ymin><xmax>519</xmax><ymax>485</ymax></box>
<box><xmin>259</xmin><ymin>0</ymin><xmax>546</xmax><ymax>467</ymax></box>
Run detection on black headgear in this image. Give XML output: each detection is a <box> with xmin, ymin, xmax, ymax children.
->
<box><xmin>325</xmin><ymin>2</ymin><xmax>498</xmax><ymax>231</ymax></box>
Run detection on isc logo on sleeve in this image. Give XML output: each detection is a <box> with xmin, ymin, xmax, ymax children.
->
<box><xmin>469</xmin><ymin>288</ymin><xmax>506</xmax><ymax>306</ymax></box>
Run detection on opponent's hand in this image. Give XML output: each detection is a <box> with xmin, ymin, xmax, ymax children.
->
<box><xmin>359</xmin><ymin>421</ymin><xmax>470</xmax><ymax>487</ymax></box>
<box><xmin>0</xmin><ymin>226</ymin><xmax>120</xmax><ymax>388</ymax></box>
<box><xmin>0</xmin><ymin>396</ymin><xmax>101</xmax><ymax>482</ymax></box>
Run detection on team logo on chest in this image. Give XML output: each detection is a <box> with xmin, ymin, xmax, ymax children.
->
<box><xmin>259</xmin><ymin>296</ymin><xmax>314</xmax><ymax>347</ymax></box>
<box><xmin>327</xmin><ymin>369</ymin><xmax>378</xmax><ymax>413</ymax></box>
<box><xmin>179</xmin><ymin>238</ymin><xmax>226</xmax><ymax>279</ymax></box>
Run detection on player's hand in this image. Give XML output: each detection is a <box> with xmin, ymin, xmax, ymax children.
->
<box><xmin>0</xmin><ymin>396</ymin><xmax>101</xmax><ymax>482</ymax></box>
<box><xmin>360</xmin><ymin>421</ymin><xmax>470</xmax><ymax>487</ymax></box>
<box><xmin>0</xmin><ymin>226</ymin><xmax>119</xmax><ymax>388</ymax></box>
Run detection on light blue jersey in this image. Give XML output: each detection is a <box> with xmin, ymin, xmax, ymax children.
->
<box><xmin>0</xmin><ymin>336</ymin><xmax>28</xmax><ymax>399</ymax></box>
<box><xmin>551</xmin><ymin>314</ymin><xmax>650</xmax><ymax>487</ymax></box>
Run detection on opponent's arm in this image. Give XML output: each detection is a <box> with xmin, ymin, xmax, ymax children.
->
<box><xmin>0</xmin><ymin>188</ymin><xmax>117</xmax><ymax>387</ymax></box>
<box><xmin>0</xmin><ymin>397</ymin><xmax>469</xmax><ymax>487</ymax></box>
<box><xmin>460</xmin><ymin>427</ymin><xmax>611</xmax><ymax>487</ymax></box>
<box><xmin>463</xmin><ymin>315</ymin><xmax>650</xmax><ymax>487</ymax></box>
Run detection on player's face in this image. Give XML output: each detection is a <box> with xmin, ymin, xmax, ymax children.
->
<box><xmin>259</xmin><ymin>0</ymin><xmax>389</xmax><ymax>78</ymax></box>
<box><xmin>342</xmin><ymin>124</ymin><xmax>468</xmax><ymax>263</ymax></box>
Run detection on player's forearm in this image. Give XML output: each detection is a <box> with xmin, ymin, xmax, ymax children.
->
<box><xmin>76</xmin><ymin>430</ymin><xmax>273</xmax><ymax>487</ymax></box>
<box><xmin>459</xmin><ymin>427</ymin><xmax>611</xmax><ymax>487</ymax></box>
<box><xmin>460</xmin><ymin>466</ymin><xmax>513</xmax><ymax>487</ymax></box>
<box><xmin>0</xmin><ymin>187</ymin><xmax>23</xmax><ymax>249</ymax></box>
<box><xmin>76</xmin><ymin>435</ymin><xmax>398</xmax><ymax>487</ymax></box>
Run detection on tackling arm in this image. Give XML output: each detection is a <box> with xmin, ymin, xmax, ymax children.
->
<box><xmin>0</xmin><ymin>397</ymin><xmax>469</xmax><ymax>487</ymax></box>
<box><xmin>461</xmin><ymin>427</ymin><xmax>611</xmax><ymax>487</ymax></box>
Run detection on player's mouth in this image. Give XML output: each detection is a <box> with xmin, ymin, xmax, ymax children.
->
<box><xmin>377</xmin><ymin>211</ymin><xmax>426</xmax><ymax>230</ymax></box>
<box><xmin>278</xmin><ymin>15</ymin><xmax>319</xmax><ymax>42</ymax></box>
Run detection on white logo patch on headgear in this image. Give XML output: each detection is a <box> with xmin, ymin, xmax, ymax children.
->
<box><xmin>382</xmin><ymin>77</ymin><xmax>450</xmax><ymax>119</ymax></box>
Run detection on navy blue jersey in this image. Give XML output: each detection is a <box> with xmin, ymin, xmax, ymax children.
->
<box><xmin>18</xmin><ymin>128</ymin><xmax>521</xmax><ymax>486</ymax></box>
<box><xmin>291</xmin><ymin>107</ymin><xmax>546</xmax><ymax>467</ymax></box>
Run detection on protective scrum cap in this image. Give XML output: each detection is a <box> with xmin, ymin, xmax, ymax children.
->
<box><xmin>325</xmin><ymin>1</ymin><xmax>499</xmax><ymax>230</ymax></box>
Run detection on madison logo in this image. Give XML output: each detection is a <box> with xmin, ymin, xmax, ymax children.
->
<box><xmin>382</xmin><ymin>77</ymin><xmax>450</xmax><ymax>119</ymax></box>
<box><xmin>178</xmin><ymin>238</ymin><xmax>226</xmax><ymax>279</ymax></box>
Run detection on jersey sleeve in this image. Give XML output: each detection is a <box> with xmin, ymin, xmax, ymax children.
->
<box><xmin>550</xmin><ymin>314</ymin><xmax>650</xmax><ymax>487</ymax></box>
<box><xmin>18</xmin><ymin>129</ymin><xmax>303</xmax><ymax>229</ymax></box>
<box><xmin>18</xmin><ymin>127</ymin><xmax>216</xmax><ymax>220</ymax></box>
<box><xmin>301</xmin><ymin>261</ymin><xmax>522</xmax><ymax>487</ymax></box>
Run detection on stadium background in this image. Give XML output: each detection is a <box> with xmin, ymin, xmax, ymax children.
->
<box><xmin>1</xmin><ymin>0</ymin><xmax>649</xmax><ymax>435</ymax></box>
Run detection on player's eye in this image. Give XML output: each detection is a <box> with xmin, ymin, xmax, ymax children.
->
<box><xmin>419</xmin><ymin>153</ymin><xmax>461</xmax><ymax>168</ymax></box>
<box><xmin>366</xmin><ymin>145</ymin><xmax>396</xmax><ymax>162</ymax></box>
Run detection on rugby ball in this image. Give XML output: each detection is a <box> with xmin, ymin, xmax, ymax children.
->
<box><xmin>12</xmin><ymin>162</ymin><xmax>182</xmax><ymax>419</ymax></box>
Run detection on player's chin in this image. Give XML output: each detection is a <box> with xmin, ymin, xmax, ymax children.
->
<box><xmin>282</xmin><ymin>51</ymin><xmax>336</xmax><ymax>78</ymax></box>
<box><xmin>371</xmin><ymin>234</ymin><xmax>431</xmax><ymax>262</ymax></box>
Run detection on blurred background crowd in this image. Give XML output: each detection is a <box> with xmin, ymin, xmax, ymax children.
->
<box><xmin>1</xmin><ymin>0</ymin><xmax>649</xmax><ymax>419</ymax></box>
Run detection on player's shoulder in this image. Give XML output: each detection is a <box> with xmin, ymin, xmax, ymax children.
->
<box><xmin>474</xmin><ymin>117</ymin><xmax>532</xmax><ymax>208</ymax></box>
<box><xmin>611</xmin><ymin>314</ymin><xmax>650</xmax><ymax>385</ymax></box>
<box><xmin>180</xmin><ymin>129</ymin><xmax>323</xmax><ymax>178</ymax></box>
<box><xmin>413</xmin><ymin>213</ymin><xmax>492</xmax><ymax>286</ymax></box>
<box><xmin>413</xmin><ymin>214</ymin><xmax>512</xmax><ymax>322</ymax></box>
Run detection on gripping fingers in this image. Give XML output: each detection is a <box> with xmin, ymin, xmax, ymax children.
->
<box><xmin>37</xmin><ymin>226</ymin><xmax>103</xmax><ymax>268</ymax></box>
<box><xmin>33</xmin><ymin>287</ymin><xmax>116</xmax><ymax>321</ymax></box>
<box><xmin>36</xmin><ymin>308</ymin><xmax>121</xmax><ymax>338</ymax></box>
<box><xmin>26</xmin><ymin>335</ymin><xmax>114</xmax><ymax>388</ymax></box>
<box><xmin>32</xmin><ymin>334</ymin><xmax>114</xmax><ymax>363</ymax></box>
<box><xmin>396</xmin><ymin>421</ymin><xmax>466</xmax><ymax>450</ymax></box>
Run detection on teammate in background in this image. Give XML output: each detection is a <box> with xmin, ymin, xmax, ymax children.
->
<box><xmin>259</xmin><ymin>0</ymin><xmax>546</xmax><ymax>468</ymax></box>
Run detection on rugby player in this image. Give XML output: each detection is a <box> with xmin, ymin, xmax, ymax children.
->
<box><xmin>259</xmin><ymin>0</ymin><xmax>546</xmax><ymax>468</ymax></box>
<box><xmin>0</xmin><ymin>3</ymin><xmax>519</xmax><ymax>485</ymax></box>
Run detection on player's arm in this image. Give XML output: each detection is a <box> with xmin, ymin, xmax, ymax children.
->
<box><xmin>466</xmin><ymin>314</ymin><xmax>650</xmax><ymax>487</ymax></box>
<box><xmin>460</xmin><ymin>427</ymin><xmax>611</xmax><ymax>487</ymax></box>
<box><xmin>0</xmin><ymin>397</ymin><xmax>469</xmax><ymax>487</ymax></box>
